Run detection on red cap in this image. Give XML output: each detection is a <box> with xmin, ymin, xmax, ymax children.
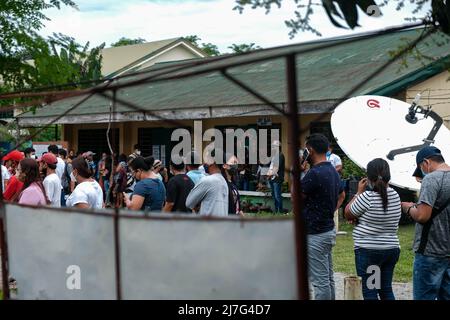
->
<box><xmin>38</xmin><ymin>153</ymin><xmax>58</xmax><ymax>165</ymax></box>
<box><xmin>3</xmin><ymin>150</ymin><xmax>25</xmax><ymax>162</ymax></box>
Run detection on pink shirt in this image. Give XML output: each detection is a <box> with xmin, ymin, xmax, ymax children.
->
<box><xmin>18</xmin><ymin>183</ymin><xmax>48</xmax><ymax>206</ymax></box>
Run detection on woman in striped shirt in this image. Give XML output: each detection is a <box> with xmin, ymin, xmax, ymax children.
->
<box><xmin>344</xmin><ymin>158</ymin><xmax>402</xmax><ymax>300</ymax></box>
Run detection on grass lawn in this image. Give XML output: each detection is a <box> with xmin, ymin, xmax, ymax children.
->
<box><xmin>333</xmin><ymin>222</ymin><xmax>416</xmax><ymax>283</ymax></box>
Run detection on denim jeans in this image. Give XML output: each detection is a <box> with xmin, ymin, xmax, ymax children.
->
<box><xmin>104</xmin><ymin>179</ymin><xmax>110</xmax><ymax>203</ymax></box>
<box><xmin>355</xmin><ymin>247</ymin><xmax>400</xmax><ymax>300</ymax></box>
<box><xmin>413</xmin><ymin>253</ymin><xmax>450</xmax><ymax>300</ymax></box>
<box><xmin>307</xmin><ymin>229</ymin><xmax>336</xmax><ymax>300</ymax></box>
<box><xmin>269</xmin><ymin>179</ymin><xmax>283</xmax><ymax>213</ymax></box>
<box><xmin>60</xmin><ymin>189</ymin><xmax>66</xmax><ymax>207</ymax></box>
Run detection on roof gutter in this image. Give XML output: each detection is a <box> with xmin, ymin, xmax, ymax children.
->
<box><xmin>369</xmin><ymin>55</ymin><xmax>450</xmax><ymax>96</ymax></box>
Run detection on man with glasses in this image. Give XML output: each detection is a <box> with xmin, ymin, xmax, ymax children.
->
<box><xmin>402</xmin><ymin>146</ymin><xmax>450</xmax><ymax>300</ymax></box>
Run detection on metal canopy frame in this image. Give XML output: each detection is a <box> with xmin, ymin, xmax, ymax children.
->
<box><xmin>0</xmin><ymin>22</ymin><xmax>435</xmax><ymax>300</ymax></box>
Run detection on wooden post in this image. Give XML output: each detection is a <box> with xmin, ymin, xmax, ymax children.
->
<box><xmin>344</xmin><ymin>276</ymin><xmax>363</xmax><ymax>300</ymax></box>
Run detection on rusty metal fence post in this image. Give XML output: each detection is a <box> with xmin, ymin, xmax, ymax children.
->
<box><xmin>0</xmin><ymin>163</ymin><xmax>10</xmax><ymax>300</ymax></box>
<box><xmin>286</xmin><ymin>54</ymin><xmax>309</xmax><ymax>300</ymax></box>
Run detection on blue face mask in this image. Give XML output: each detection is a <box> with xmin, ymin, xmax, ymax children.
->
<box><xmin>203</xmin><ymin>164</ymin><xmax>210</xmax><ymax>174</ymax></box>
<box><xmin>421</xmin><ymin>169</ymin><xmax>427</xmax><ymax>177</ymax></box>
<box><xmin>326</xmin><ymin>151</ymin><xmax>331</xmax><ymax>158</ymax></box>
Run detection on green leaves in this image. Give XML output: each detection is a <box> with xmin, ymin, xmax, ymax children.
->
<box><xmin>228</xmin><ymin>43</ymin><xmax>262</xmax><ymax>53</ymax></box>
<box><xmin>183</xmin><ymin>35</ymin><xmax>221</xmax><ymax>56</ymax></box>
<box><xmin>110</xmin><ymin>37</ymin><xmax>146</xmax><ymax>47</ymax></box>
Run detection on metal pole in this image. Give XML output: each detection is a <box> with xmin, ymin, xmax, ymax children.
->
<box><xmin>111</xmin><ymin>89</ymin><xmax>122</xmax><ymax>300</ymax></box>
<box><xmin>285</xmin><ymin>54</ymin><xmax>309</xmax><ymax>300</ymax></box>
<box><xmin>0</xmin><ymin>156</ymin><xmax>10</xmax><ymax>300</ymax></box>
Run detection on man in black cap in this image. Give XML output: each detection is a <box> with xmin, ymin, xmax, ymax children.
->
<box><xmin>402</xmin><ymin>146</ymin><xmax>450</xmax><ymax>300</ymax></box>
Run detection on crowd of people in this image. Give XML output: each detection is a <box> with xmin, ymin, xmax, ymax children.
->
<box><xmin>0</xmin><ymin>144</ymin><xmax>244</xmax><ymax>217</ymax></box>
<box><xmin>1</xmin><ymin>135</ymin><xmax>448</xmax><ymax>301</ymax></box>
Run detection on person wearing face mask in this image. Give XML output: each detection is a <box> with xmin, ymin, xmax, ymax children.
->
<box><xmin>344</xmin><ymin>158</ymin><xmax>401</xmax><ymax>300</ymax></box>
<box><xmin>162</xmin><ymin>159</ymin><xmax>194</xmax><ymax>213</ymax></box>
<box><xmin>124</xmin><ymin>156</ymin><xmax>166</xmax><ymax>212</ymax></box>
<box><xmin>185</xmin><ymin>150</ymin><xmax>229</xmax><ymax>216</ymax></box>
<box><xmin>17</xmin><ymin>159</ymin><xmax>49</xmax><ymax>206</ymax></box>
<box><xmin>401</xmin><ymin>146</ymin><xmax>450</xmax><ymax>300</ymax></box>
<box><xmin>24</xmin><ymin>147</ymin><xmax>36</xmax><ymax>160</ymax></box>
<box><xmin>326</xmin><ymin>145</ymin><xmax>342</xmax><ymax>174</ymax></box>
<box><xmin>300</xmin><ymin>134</ymin><xmax>345</xmax><ymax>300</ymax></box>
<box><xmin>3</xmin><ymin>150</ymin><xmax>25</xmax><ymax>202</ymax></box>
<box><xmin>66</xmin><ymin>157</ymin><xmax>104</xmax><ymax>209</ymax></box>
<box><xmin>222</xmin><ymin>154</ymin><xmax>243</xmax><ymax>216</ymax></box>
<box><xmin>39</xmin><ymin>153</ymin><xmax>62</xmax><ymax>207</ymax></box>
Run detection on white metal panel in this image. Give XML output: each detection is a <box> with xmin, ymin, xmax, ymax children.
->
<box><xmin>6</xmin><ymin>205</ymin><xmax>116</xmax><ymax>300</ymax></box>
<box><xmin>120</xmin><ymin>215</ymin><xmax>297</xmax><ymax>300</ymax></box>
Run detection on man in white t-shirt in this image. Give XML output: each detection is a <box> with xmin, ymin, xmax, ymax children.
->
<box><xmin>48</xmin><ymin>144</ymin><xmax>65</xmax><ymax>180</ymax></box>
<box><xmin>1</xmin><ymin>164</ymin><xmax>10</xmax><ymax>191</ymax></box>
<box><xmin>326</xmin><ymin>146</ymin><xmax>343</xmax><ymax>174</ymax></box>
<box><xmin>66</xmin><ymin>180</ymin><xmax>103</xmax><ymax>209</ymax></box>
<box><xmin>39</xmin><ymin>153</ymin><xmax>62</xmax><ymax>207</ymax></box>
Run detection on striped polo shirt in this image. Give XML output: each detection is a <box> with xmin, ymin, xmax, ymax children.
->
<box><xmin>350</xmin><ymin>188</ymin><xmax>402</xmax><ymax>250</ymax></box>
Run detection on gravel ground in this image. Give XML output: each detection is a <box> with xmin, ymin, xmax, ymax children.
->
<box><xmin>333</xmin><ymin>272</ymin><xmax>413</xmax><ymax>300</ymax></box>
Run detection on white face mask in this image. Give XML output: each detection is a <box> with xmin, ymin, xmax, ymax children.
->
<box><xmin>70</xmin><ymin>172</ymin><xmax>77</xmax><ymax>182</ymax></box>
<box><xmin>31</xmin><ymin>154</ymin><xmax>37</xmax><ymax>160</ymax></box>
<box><xmin>136</xmin><ymin>150</ymin><xmax>141</xmax><ymax>155</ymax></box>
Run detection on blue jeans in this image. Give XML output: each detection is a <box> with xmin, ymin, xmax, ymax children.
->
<box><xmin>269</xmin><ymin>179</ymin><xmax>283</xmax><ymax>213</ymax></box>
<box><xmin>104</xmin><ymin>179</ymin><xmax>110</xmax><ymax>203</ymax></box>
<box><xmin>355</xmin><ymin>247</ymin><xmax>400</xmax><ymax>300</ymax></box>
<box><xmin>413</xmin><ymin>253</ymin><xmax>450</xmax><ymax>300</ymax></box>
<box><xmin>308</xmin><ymin>229</ymin><xmax>336</xmax><ymax>300</ymax></box>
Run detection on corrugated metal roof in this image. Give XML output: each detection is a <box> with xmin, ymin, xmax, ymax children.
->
<box><xmin>18</xmin><ymin>28</ymin><xmax>450</xmax><ymax>124</ymax></box>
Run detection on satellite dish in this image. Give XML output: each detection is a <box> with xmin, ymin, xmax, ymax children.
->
<box><xmin>331</xmin><ymin>95</ymin><xmax>450</xmax><ymax>191</ymax></box>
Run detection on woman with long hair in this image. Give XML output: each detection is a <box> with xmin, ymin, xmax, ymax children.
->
<box><xmin>124</xmin><ymin>156</ymin><xmax>166</xmax><ymax>212</ymax></box>
<box><xmin>344</xmin><ymin>158</ymin><xmax>402</xmax><ymax>300</ymax></box>
<box><xmin>17</xmin><ymin>158</ymin><xmax>49</xmax><ymax>206</ymax></box>
<box><xmin>221</xmin><ymin>154</ymin><xmax>243</xmax><ymax>216</ymax></box>
<box><xmin>66</xmin><ymin>157</ymin><xmax>103</xmax><ymax>209</ymax></box>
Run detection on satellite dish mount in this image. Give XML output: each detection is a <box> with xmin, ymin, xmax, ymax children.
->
<box><xmin>387</xmin><ymin>94</ymin><xmax>443</xmax><ymax>160</ymax></box>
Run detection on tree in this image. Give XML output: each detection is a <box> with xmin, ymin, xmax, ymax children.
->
<box><xmin>184</xmin><ymin>35</ymin><xmax>221</xmax><ymax>56</ymax></box>
<box><xmin>110</xmin><ymin>37</ymin><xmax>147</xmax><ymax>47</ymax></box>
<box><xmin>228</xmin><ymin>43</ymin><xmax>262</xmax><ymax>53</ymax></box>
<box><xmin>32</xmin><ymin>33</ymin><xmax>104</xmax><ymax>88</ymax></box>
<box><xmin>234</xmin><ymin>1</ymin><xmax>450</xmax><ymax>38</ymax></box>
<box><xmin>0</xmin><ymin>1</ymin><xmax>104</xmax><ymax>144</ymax></box>
<box><xmin>0</xmin><ymin>0</ymin><xmax>78</xmax><ymax>91</ymax></box>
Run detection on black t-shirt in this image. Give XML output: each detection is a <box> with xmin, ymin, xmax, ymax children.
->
<box><xmin>166</xmin><ymin>174</ymin><xmax>195</xmax><ymax>213</ymax></box>
<box><xmin>301</xmin><ymin>161</ymin><xmax>344</xmax><ymax>234</ymax></box>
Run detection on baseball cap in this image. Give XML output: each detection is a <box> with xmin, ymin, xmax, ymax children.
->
<box><xmin>38</xmin><ymin>153</ymin><xmax>58</xmax><ymax>165</ymax></box>
<box><xmin>83</xmin><ymin>151</ymin><xmax>96</xmax><ymax>157</ymax></box>
<box><xmin>3</xmin><ymin>150</ymin><xmax>25</xmax><ymax>162</ymax></box>
<box><xmin>414</xmin><ymin>146</ymin><xmax>442</xmax><ymax>176</ymax></box>
<box><xmin>153</xmin><ymin>159</ymin><xmax>162</xmax><ymax>169</ymax></box>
